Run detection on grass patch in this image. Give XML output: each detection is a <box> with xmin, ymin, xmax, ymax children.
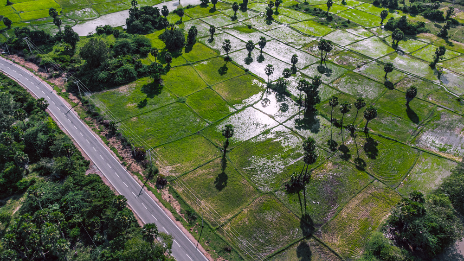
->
<box><xmin>430</xmin><ymin>38</ymin><xmax>464</xmax><ymax>54</ymax></box>
<box><xmin>212</xmin><ymin>74</ymin><xmax>265</xmax><ymax>108</ymax></box>
<box><xmin>314</xmin><ymin>3</ymin><xmax>349</xmax><ymax>13</ymax></box>
<box><xmin>346</xmin><ymin>134</ymin><xmax>418</xmax><ymax>186</ymax></box>
<box><xmin>174</xmin><ymin>157</ymin><xmax>259</xmax><ymax>224</ymax></box>
<box><xmin>145</xmin><ymin>30</ymin><xmax>165</xmax><ymax>49</ymax></box>
<box><xmin>337</xmin><ymin>9</ymin><xmax>382</xmax><ymax>28</ymax></box>
<box><xmin>263</xmin><ymin>40</ymin><xmax>318</xmax><ymax>69</ymax></box>
<box><xmin>291</xmin><ymin>20</ymin><xmax>334</xmax><ymax>37</ymax></box>
<box><xmin>221</xmin><ymin>194</ymin><xmax>302</xmax><ymax>260</ymax></box>
<box><xmin>346</xmin><ymin>26</ymin><xmax>375</xmax><ymax>38</ymax></box>
<box><xmin>193</xmin><ymin>57</ymin><xmax>245</xmax><ymax>85</ymax></box>
<box><xmin>201</xmin><ymin>106</ymin><xmax>279</xmax><ymax>148</ymax></box>
<box><xmin>348</xmin><ymin>36</ymin><xmax>394</xmax><ymax>59</ymax></box>
<box><xmin>439</xmin><ymin>68</ymin><xmax>464</xmax><ymax>96</ymax></box>
<box><xmin>154</xmin><ymin>134</ymin><xmax>221</xmax><ymax>176</ymax></box>
<box><xmin>163</xmin><ymin>65</ymin><xmax>207</xmax><ymax>97</ymax></box>
<box><xmin>243</xmin><ymin>16</ymin><xmax>282</xmax><ymax>31</ymax></box>
<box><xmin>395</xmin><ymin>76</ymin><xmax>441</xmax><ymax>99</ymax></box>
<box><xmin>184</xmin><ymin>5</ymin><xmax>221</xmax><ymax>19</ymax></box>
<box><xmin>220</xmin><ymin>8</ymin><xmax>259</xmax><ymax>21</ymax></box>
<box><xmin>354</xmin><ymin>61</ymin><xmax>406</xmax><ymax>84</ymax></box>
<box><xmin>320</xmin><ymin>182</ymin><xmax>401</xmax><ymax>259</ymax></box>
<box><xmin>268</xmin><ymin>238</ymin><xmax>342</xmax><ymax>261</ymax></box>
<box><xmin>328</xmin><ymin>50</ymin><xmax>372</xmax><ymax>70</ymax></box>
<box><xmin>247</xmin><ymin>2</ymin><xmax>268</xmax><ymax>13</ymax></box>
<box><xmin>411</xmin><ymin>44</ymin><xmax>462</xmax><ymax>62</ymax></box>
<box><xmin>278</xmin><ymin>7</ymin><xmax>317</xmax><ymax>21</ymax></box>
<box><xmin>198</xmin><ymin>33</ymin><xmax>244</xmax><ymax>55</ymax></box>
<box><xmin>121</xmin><ymin>102</ymin><xmax>208</xmax><ymax>148</ymax></box>
<box><xmin>12</xmin><ymin>0</ymin><xmax>60</xmax><ymax>12</ymax></box>
<box><xmin>426</xmin><ymin>89</ymin><xmax>464</xmax><ymax>114</ymax></box>
<box><xmin>331</xmin><ymin>72</ymin><xmax>385</xmax><ymax>101</ymax></box>
<box><xmin>92</xmin><ymin>77</ymin><xmax>176</xmax><ymax>120</ymax></box>
<box><xmin>384</xmin><ymin>36</ymin><xmax>428</xmax><ymax>53</ymax></box>
<box><xmin>276</xmin><ymin>156</ymin><xmax>372</xmax><ymax>225</ymax></box>
<box><xmin>397</xmin><ymin>151</ymin><xmax>457</xmax><ymax>196</ymax></box>
<box><xmin>183</xmin><ymin>42</ymin><xmax>218</xmax><ymax>62</ymax></box>
<box><xmin>20</xmin><ymin>9</ymin><xmax>61</xmax><ymax>21</ymax></box>
<box><xmin>317</xmin><ymin>92</ymin><xmax>367</xmax><ymax>126</ymax></box>
<box><xmin>186</xmin><ymin>88</ymin><xmax>235</xmax><ymax>122</ymax></box>
<box><xmin>366</xmin><ymin>109</ymin><xmax>419</xmax><ymax>142</ymax></box>
<box><xmin>184</xmin><ymin>18</ymin><xmax>215</xmax><ymax>38</ymax></box>
<box><xmin>92</xmin><ymin>2</ymin><xmax>131</xmax><ymax>15</ymax></box>
<box><xmin>441</xmin><ymin>55</ymin><xmax>464</xmax><ymax>73</ymax></box>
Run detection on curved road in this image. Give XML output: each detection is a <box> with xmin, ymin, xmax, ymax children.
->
<box><xmin>0</xmin><ymin>57</ymin><xmax>208</xmax><ymax>261</ymax></box>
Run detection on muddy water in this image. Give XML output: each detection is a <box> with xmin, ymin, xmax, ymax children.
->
<box><xmin>72</xmin><ymin>0</ymin><xmax>201</xmax><ymax>36</ymax></box>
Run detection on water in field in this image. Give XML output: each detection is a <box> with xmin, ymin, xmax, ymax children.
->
<box><xmin>73</xmin><ymin>0</ymin><xmax>201</xmax><ymax>36</ymax></box>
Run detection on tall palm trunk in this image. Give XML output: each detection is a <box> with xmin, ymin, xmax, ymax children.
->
<box><xmin>297</xmin><ymin>190</ymin><xmax>303</xmax><ymax>213</ymax></box>
<box><xmin>364</xmin><ymin>119</ymin><xmax>370</xmax><ymax>132</ymax></box>
<box><xmin>302</xmin><ymin>185</ymin><xmax>307</xmax><ymax>214</ymax></box>
<box><xmin>353</xmin><ymin>109</ymin><xmax>359</xmax><ymax>124</ymax></box>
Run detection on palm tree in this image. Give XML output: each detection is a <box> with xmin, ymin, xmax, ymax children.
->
<box><xmin>353</xmin><ymin>97</ymin><xmax>366</xmax><ymax>124</ymax></box>
<box><xmin>380</xmin><ymin>10</ymin><xmax>388</xmax><ymax>25</ymax></box>
<box><xmin>139</xmin><ymin>162</ymin><xmax>158</xmax><ymax>195</ymax></box>
<box><xmin>209</xmin><ymin>25</ymin><xmax>216</xmax><ymax>40</ymax></box>
<box><xmin>232</xmin><ymin>2</ymin><xmax>239</xmax><ymax>18</ymax></box>
<box><xmin>302</xmin><ymin>137</ymin><xmax>317</xmax><ymax>175</ymax></box>
<box><xmin>326</xmin><ymin>0</ymin><xmax>333</xmax><ymax>15</ymax></box>
<box><xmin>339</xmin><ymin>102</ymin><xmax>351</xmax><ymax>139</ymax></box>
<box><xmin>384</xmin><ymin>62</ymin><xmax>394</xmax><ymax>79</ymax></box>
<box><xmin>406</xmin><ymin>86</ymin><xmax>417</xmax><ymax>106</ymax></box>
<box><xmin>265</xmin><ymin>64</ymin><xmax>274</xmax><ymax>85</ymax></box>
<box><xmin>246</xmin><ymin>40</ymin><xmax>255</xmax><ymax>57</ymax></box>
<box><xmin>150</xmin><ymin>47</ymin><xmax>158</xmax><ymax>62</ymax></box>
<box><xmin>291</xmin><ymin>54</ymin><xmax>298</xmax><ymax>71</ymax></box>
<box><xmin>363</xmin><ymin>106</ymin><xmax>377</xmax><ymax>133</ymax></box>
<box><xmin>222</xmin><ymin>124</ymin><xmax>234</xmax><ymax>155</ymax></box>
<box><xmin>258</xmin><ymin>37</ymin><xmax>267</xmax><ymax>54</ymax></box>
<box><xmin>222</xmin><ymin>39</ymin><xmax>232</xmax><ymax>59</ymax></box>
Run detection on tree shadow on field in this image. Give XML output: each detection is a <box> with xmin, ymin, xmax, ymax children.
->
<box><xmin>354</xmin><ymin>157</ymin><xmax>367</xmax><ymax>170</ymax></box>
<box><xmin>218</xmin><ymin>64</ymin><xmax>228</xmax><ymax>75</ymax></box>
<box><xmin>244</xmin><ymin>56</ymin><xmax>253</xmax><ymax>65</ymax></box>
<box><xmin>296</xmin><ymin>241</ymin><xmax>312</xmax><ymax>261</ymax></box>
<box><xmin>317</xmin><ymin>64</ymin><xmax>332</xmax><ymax>77</ymax></box>
<box><xmin>295</xmin><ymin>111</ymin><xmax>321</xmax><ymax>134</ymax></box>
<box><xmin>363</xmin><ymin>137</ymin><xmax>379</xmax><ymax>159</ymax></box>
<box><xmin>141</xmin><ymin>82</ymin><xmax>163</xmax><ymax>98</ymax></box>
<box><xmin>214</xmin><ymin>155</ymin><xmax>228</xmax><ymax>191</ymax></box>
<box><xmin>257</xmin><ymin>54</ymin><xmax>265</xmax><ymax>63</ymax></box>
<box><xmin>406</xmin><ymin>105</ymin><xmax>419</xmax><ymax>124</ymax></box>
<box><xmin>300</xmin><ymin>214</ymin><xmax>315</xmax><ymax>238</ymax></box>
<box><xmin>137</xmin><ymin>98</ymin><xmax>148</xmax><ymax>108</ymax></box>
<box><xmin>338</xmin><ymin>144</ymin><xmax>351</xmax><ymax>161</ymax></box>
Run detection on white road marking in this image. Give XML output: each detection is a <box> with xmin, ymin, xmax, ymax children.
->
<box><xmin>107</xmin><ymin>163</ymin><xmax>111</xmax><ymax>168</ymax></box>
<box><xmin>86</xmin><ymin>139</ymin><xmax>89</xmax><ymax>143</ymax></box>
<box><xmin>115</xmin><ymin>172</ymin><xmax>119</xmax><ymax>177</ymax></box>
<box><xmin>73</xmin><ymin>125</ymin><xmax>77</xmax><ymax>129</ymax></box>
<box><xmin>80</xmin><ymin>132</ymin><xmax>83</xmax><ymax>136</ymax></box>
<box><xmin>41</xmin><ymin>90</ymin><xmax>44</xmax><ymax>93</ymax></box>
<box><xmin>186</xmin><ymin>254</ymin><xmax>192</xmax><ymax>261</ymax></box>
<box><xmin>162</xmin><ymin>227</ymin><xmax>167</xmax><ymax>232</ymax></box>
<box><xmin>100</xmin><ymin>154</ymin><xmax>103</xmax><ymax>159</ymax></box>
<box><xmin>174</xmin><ymin>240</ymin><xmax>180</xmax><ymax>247</ymax></box>
<box><xmin>123</xmin><ymin>182</ymin><xmax>128</xmax><ymax>187</ymax></box>
<box><xmin>51</xmin><ymin>101</ymin><xmax>55</xmax><ymax>104</ymax></box>
<box><xmin>142</xmin><ymin>203</ymin><xmax>147</xmax><ymax>209</ymax></box>
<box><xmin>47</xmin><ymin>96</ymin><xmax>50</xmax><ymax>99</ymax></box>
<box><xmin>93</xmin><ymin>147</ymin><xmax>96</xmax><ymax>151</ymax></box>
<box><xmin>151</xmin><ymin>214</ymin><xmax>157</xmax><ymax>221</ymax></box>
<box><xmin>132</xmin><ymin>192</ymin><xmax>137</xmax><ymax>197</ymax></box>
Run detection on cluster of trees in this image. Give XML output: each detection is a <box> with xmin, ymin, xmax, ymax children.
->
<box><xmin>385</xmin><ymin>15</ymin><xmax>427</xmax><ymax>35</ymax></box>
<box><xmin>0</xmin><ymin>72</ymin><xmax>173</xmax><ymax>260</ymax></box>
<box><xmin>125</xmin><ymin>0</ymin><xmax>169</xmax><ymax>34</ymax></box>
<box><xmin>373</xmin><ymin>0</ymin><xmax>399</xmax><ymax>9</ymax></box>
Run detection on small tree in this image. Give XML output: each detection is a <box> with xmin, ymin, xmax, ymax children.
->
<box><xmin>258</xmin><ymin>37</ymin><xmax>267</xmax><ymax>54</ymax></box>
<box><xmin>246</xmin><ymin>40</ymin><xmax>255</xmax><ymax>57</ymax></box>
<box><xmin>49</xmin><ymin>7</ymin><xmax>58</xmax><ymax>18</ymax></box>
<box><xmin>275</xmin><ymin>0</ymin><xmax>281</xmax><ymax>12</ymax></box>
<box><xmin>353</xmin><ymin>97</ymin><xmax>366</xmax><ymax>124</ymax></box>
<box><xmin>177</xmin><ymin>8</ymin><xmax>184</xmax><ymax>22</ymax></box>
<box><xmin>209</xmin><ymin>25</ymin><xmax>216</xmax><ymax>40</ymax></box>
<box><xmin>222</xmin><ymin>124</ymin><xmax>234</xmax><ymax>155</ymax></box>
<box><xmin>392</xmin><ymin>28</ymin><xmax>404</xmax><ymax>47</ymax></box>
<box><xmin>326</xmin><ymin>0</ymin><xmax>333</xmax><ymax>15</ymax></box>
<box><xmin>291</xmin><ymin>54</ymin><xmax>298</xmax><ymax>71</ymax></box>
<box><xmin>430</xmin><ymin>46</ymin><xmax>446</xmax><ymax>68</ymax></box>
<box><xmin>380</xmin><ymin>10</ymin><xmax>388</xmax><ymax>25</ymax></box>
<box><xmin>265</xmin><ymin>64</ymin><xmax>274</xmax><ymax>84</ymax></box>
<box><xmin>304</xmin><ymin>76</ymin><xmax>322</xmax><ymax>112</ymax></box>
<box><xmin>142</xmin><ymin>223</ymin><xmax>159</xmax><ymax>243</ymax></box>
<box><xmin>161</xmin><ymin>5</ymin><xmax>169</xmax><ymax>18</ymax></box>
<box><xmin>201</xmin><ymin>0</ymin><xmax>209</xmax><ymax>6</ymax></box>
<box><xmin>405</xmin><ymin>86</ymin><xmax>417</xmax><ymax>106</ymax></box>
<box><xmin>302</xmin><ymin>137</ymin><xmax>317</xmax><ymax>167</ymax></box>
<box><xmin>150</xmin><ymin>47</ymin><xmax>159</xmax><ymax>62</ymax></box>
<box><xmin>266</xmin><ymin>7</ymin><xmax>274</xmax><ymax>20</ymax></box>
<box><xmin>438</xmin><ymin>20</ymin><xmax>451</xmax><ymax>38</ymax></box>
<box><xmin>232</xmin><ymin>2</ymin><xmax>239</xmax><ymax>18</ymax></box>
<box><xmin>384</xmin><ymin>62</ymin><xmax>394</xmax><ymax>79</ymax></box>
<box><xmin>37</xmin><ymin>98</ymin><xmax>49</xmax><ymax>111</ymax></box>
<box><xmin>187</xmin><ymin>26</ymin><xmax>198</xmax><ymax>45</ymax></box>
<box><xmin>212</xmin><ymin>0</ymin><xmax>218</xmax><ymax>9</ymax></box>
<box><xmin>222</xmin><ymin>39</ymin><xmax>232</xmax><ymax>59</ymax></box>
<box><xmin>164</xmin><ymin>52</ymin><xmax>172</xmax><ymax>66</ymax></box>
<box><xmin>363</xmin><ymin>106</ymin><xmax>377</xmax><ymax>133</ymax></box>
<box><xmin>445</xmin><ymin>6</ymin><xmax>455</xmax><ymax>20</ymax></box>
<box><xmin>131</xmin><ymin>0</ymin><xmax>138</xmax><ymax>8</ymax></box>
<box><xmin>149</xmin><ymin>62</ymin><xmax>164</xmax><ymax>84</ymax></box>
<box><xmin>318</xmin><ymin>39</ymin><xmax>332</xmax><ymax>65</ymax></box>
<box><xmin>162</xmin><ymin>19</ymin><xmax>169</xmax><ymax>31</ymax></box>
<box><xmin>6</xmin><ymin>0</ymin><xmax>12</xmax><ymax>5</ymax></box>
<box><xmin>3</xmin><ymin>17</ymin><xmax>12</xmax><ymax>29</ymax></box>
<box><xmin>339</xmin><ymin>102</ymin><xmax>351</xmax><ymax>137</ymax></box>
<box><xmin>282</xmin><ymin>68</ymin><xmax>291</xmax><ymax>78</ymax></box>
<box><xmin>53</xmin><ymin>17</ymin><xmax>62</xmax><ymax>33</ymax></box>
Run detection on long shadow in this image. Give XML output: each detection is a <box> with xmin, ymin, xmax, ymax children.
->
<box><xmin>363</xmin><ymin>137</ymin><xmax>379</xmax><ymax>160</ymax></box>
<box><xmin>296</xmin><ymin>241</ymin><xmax>312</xmax><ymax>261</ymax></box>
<box><xmin>406</xmin><ymin>105</ymin><xmax>419</xmax><ymax>124</ymax></box>
<box><xmin>338</xmin><ymin>144</ymin><xmax>351</xmax><ymax>161</ymax></box>
<box><xmin>317</xmin><ymin>64</ymin><xmax>332</xmax><ymax>77</ymax></box>
<box><xmin>214</xmin><ymin>155</ymin><xmax>228</xmax><ymax>191</ymax></box>
<box><xmin>141</xmin><ymin>82</ymin><xmax>163</xmax><ymax>98</ymax></box>
<box><xmin>244</xmin><ymin>56</ymin><xmax>253</xmax><ymax>65</ymax></box>
<box><xmin>295</xmin><ymin>111</ymin><xmax>321</xmax><ymax>134</ymax></box>
<box><xmin>257</xmin><ymin>54</ymin><xmax>265</xmax><ymax>63</ymax></box>
<box><xmin>300</xmin><ymin>214</ymin><xmax>315</xmax><ymax>238</ymax></box>
<box><xmin>137</xmin><ymin>98</ymin><xmax>148</xmax><ymax>108</ymax></box>
<box><xmin>184</xmin><ymin>43</ymin><xmax>194</xmax><ymax>53</ymax></box>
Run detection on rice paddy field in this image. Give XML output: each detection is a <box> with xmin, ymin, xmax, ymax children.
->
<box><xmin>5</xmin><ymin>0</ymin><xmax>464</xmax><ymax>259</ymax></box>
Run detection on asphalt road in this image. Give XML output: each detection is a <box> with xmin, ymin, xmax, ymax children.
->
<box><xmin>0</xmin><ymin>57</ymin><xmax>208</xmax><ymax>261</ymax></box>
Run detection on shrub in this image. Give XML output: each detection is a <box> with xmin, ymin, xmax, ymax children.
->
<box><xmin>115</xmin><ymin>64</ymin><xmax>137</xmax><ymax>85</ymax></box>
<box><xmin>113</xmin><ymin>39</ymin><xmax>134</xmax><ymax>56</ymax></box>
<box><xmin>159</xmin><ymin>28</ymin><xmax>185</xmax><ymax>51</ymax></box>
<box><xmin>385</xmin><ymin>16</ymin><xmax>427</xmax><ymax>35</ymax></box>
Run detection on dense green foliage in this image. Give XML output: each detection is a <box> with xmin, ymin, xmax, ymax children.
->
<box><xmin>385</xmin><ymin>16</ymin><xmax>427</xmax><ymax>35</ymax></box>
<box><xmin>0</xmin><ymin>73</ymin><xmax>173</xmax><ymax>260</ymax></box>
<box><xmin>126</xmin><ymin>5</ymin><xmax>168</xmax><ymax>34</ymax></box>
<box><xmin>385</xmin><ymin>191</ymin><xmax>463</xmax><ymax>257</ymax></box>
<box><xmin>160</xmin><ymin>27</ymin><xmax>186</xmax><ymax>52</ymax></box>
<box><xmin>440</xmin><ymin>160</ymin><xmax>464</xmax><ymax>216</ymax></box>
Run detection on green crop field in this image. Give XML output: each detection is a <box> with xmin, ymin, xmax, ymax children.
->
<box><xmin>5</xmin><ymin>0</ymin><xmax>464</xmax><ymax>259</ymax></box>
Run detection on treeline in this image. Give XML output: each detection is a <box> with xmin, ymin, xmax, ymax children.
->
<box><xmin>360</xmin><ymin>160</ymin><xmax>464</xmax><ymax>261</ymax></box>
<box><xmin>0</xmin><ymin>73</ymin><xmax>173</xmax><ymax>260</ymax></box>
